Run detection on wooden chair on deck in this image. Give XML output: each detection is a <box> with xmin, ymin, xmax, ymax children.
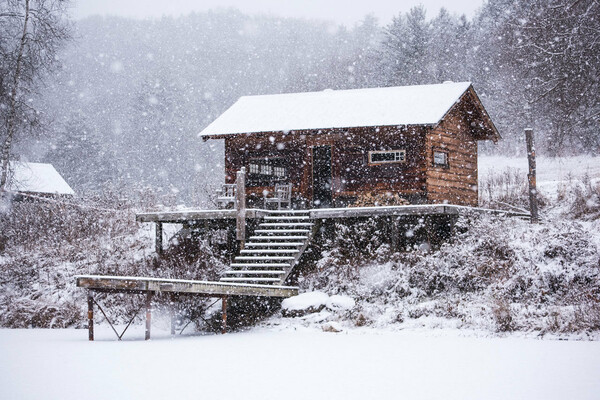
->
<box><xmin>264</xmin><ymin>183</ymin><xmax>292</xmax><ymax>210</ymax></box>
<box><xmin>216</xmin><ymin>184</ymin><xmax>236</xmax><ymax>208</ymax></box>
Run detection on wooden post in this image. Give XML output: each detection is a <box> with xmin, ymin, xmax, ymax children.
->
<box><xmin>525</xmin><ymin>128</ymin><xmax>539</xmax><ymax>223</ymax></box>
<box><xmin>145</xmin><ymin>292</ymin><xmax>153</xmax><ymax>340</ymax></box>
<box><xmin>221</xmin><ymin>296</ymin><xmax>228</xmax><ymax>334</ymax></box>
<box><xmin>155</xmin><ymin>222</ymin><xmax>163</xmax><ymax>255</ymax></box>
<box><xmin>170</xmin><ymin>294</ymin><xmax>176</xmax><ymax>336</ymax></box>
<box><xmin>391</xmin><ymin>217</ymin><xmax>398</xmax><ymax>251</ymax></box>
<box><xmin>87</xmin><ymin>292</ymin><xmax>94</xmax><ymax>341</ymax></box>
<box><xmin>236</xmin><ymin>167</ymin><xmax>246</xmax><ymax>247</ymax></box>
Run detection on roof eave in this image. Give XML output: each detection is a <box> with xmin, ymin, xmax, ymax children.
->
<box><xmin>433</xmin><ymin>84</ymin><xmax>501</xmax><ymax>143</ymax></box>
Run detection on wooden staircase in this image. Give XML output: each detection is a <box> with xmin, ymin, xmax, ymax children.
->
<box><xmin>220</xmin><ymin>210</ymin><xmax>315</xmax><ymax>285</ymax></box>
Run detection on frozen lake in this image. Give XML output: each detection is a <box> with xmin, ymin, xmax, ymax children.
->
<box><xmin>1</xmin><ymin>328</ymin><xmax>599</xmax><ymax>400</ymax></box>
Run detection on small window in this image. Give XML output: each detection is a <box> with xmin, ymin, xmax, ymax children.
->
<box><xmin>368</xmin><ymin>150</ymin><xmax>406</xmax><ymax>164</ymax></box>
<box><xmin>247</xmin><ymin>158</ymin><xmax>287</xmax><ymax>186</ymax></box>
<box><xmin>274</xmin><ymin>166</ymin><xmax>286</xmax><ymax>177</ymax></box>
<box><xmin>249</xmin><ymin>163</ymin><xmax>260</xmax><ymax>174</ymax></box>
<box><xmin>260</xmin><ymin>164</ymin><xmax>273</xmax><ymax>175</ymax></box>
<box><xmin>433</xmin><ymin>150</ymin><xmax>448</xmax><ymax>167</ymax></box>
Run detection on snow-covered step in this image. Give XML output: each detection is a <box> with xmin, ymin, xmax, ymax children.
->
<box><xmin>254</xmin><ymin>229</ymin><xmax>311</xmax><ymax>234</ymax></box>
<box><xmin>235</xmin><ymin>256</ymin><xmax>295</xmax><ymax>261</ymax></box>
<box><xmin>222</xmin><ymin>270</ymin><xmax>285</xmax><ymax>275</ymax></box>
<box><xmin>230</xmin><ymin>263</ymin><xmax>291</xmax><ymax>268</ymax></box>
<box><xmin>220</xmin><ymin>277</ymin><xmax>281</xmax><ymax>283</ymax></box>
<box><xmin>245</xmin><ymin>242</ymin><xmax>304</xmax><ymax>247</ymax></box>
<box><xmin>264</xmin><ymin>216</ymin><xmax>310</xmax><ymax>220</ymax></box>
<box><xmin>249</xmin><ymin>235</ymin><xmax>309</xmax><ymax>240</ymax></box>
<box><xmin>259</xmin><ymin>222</ymin><xmax>314</xmax><ymax>227</ymax></box>
<box><xmin>240</xmin><ymin>249</ymin><xmax>300</xmax><ymax>254</ymax></box>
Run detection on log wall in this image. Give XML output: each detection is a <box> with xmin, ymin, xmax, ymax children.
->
<box><xmin>225</xmin><ymin>126</ymin><xmax>430</xmax><ymax>206</ymax></box>
<box><xmin>425</xmin><ymin>103</ymin><xmax>479</xmax><ymax>206</ymax></box>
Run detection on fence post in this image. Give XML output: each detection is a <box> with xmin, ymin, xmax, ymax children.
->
<box><xmin>236</xmin><ymin>167</ymin><xmax>246</xmax><ymax>247</ymax></box>
<box><xmin>525</xmin><ymin>128</ymin><xmax>539</xmax><ymax>223</ymax></box>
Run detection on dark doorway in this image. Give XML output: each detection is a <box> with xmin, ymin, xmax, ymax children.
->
<box><xmin>312</xmin><ymin>146</ymin><xmax>332</xmax><ymax>208</ymax></box>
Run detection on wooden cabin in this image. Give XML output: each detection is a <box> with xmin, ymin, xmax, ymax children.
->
<box><xmin>7</xmin><ymin>161</ymin><xmax>75</xmax><ymax>200</ymax></box>
<box><xmin>200</xmin><ymin>82</ymin><xmax>500</xmax><ymax>208</ymax></box>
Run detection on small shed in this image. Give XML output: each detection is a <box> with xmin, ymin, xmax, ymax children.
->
<box><xmin>200</xmin><ymin>82</ymin><xmax>499</xmax><ymax>208</ymax></box>
<box><xmin>7</xmin><ymin>161</ymin><xmax>75</xmax><ymax>198</ymax></box>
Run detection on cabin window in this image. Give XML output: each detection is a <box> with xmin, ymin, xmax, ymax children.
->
<box><xmin>249</xmin><ymin>163</ymin><xmax>260</xmax><ymax>174</ymax></box>
<box><xmin>247</xmin><ymin>158</ymin><xmax>287</xmax><ymax>186</ymax></box>
<box><xmin>433</xmin><ymin>150</ymin><xmax>449</xmax><ymax>167</ymax></box>
<box><xmin>368</xmin><ymin>150</ymin><xmax>406</xmax><ymax>165</ymax></box>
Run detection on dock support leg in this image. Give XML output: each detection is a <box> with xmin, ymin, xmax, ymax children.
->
<box><xmin>221</xmin><ymin>296</ymin><xmax>228</xmax><ymax>334</ymax></box>
<box><xmin>155</xmin><ymin>222</ymin><xmax>163</xmax><ymax>255</ymax></box>
<box><xmin>87</xmin><ymin>292</ymin><xmax>94</xmax><ymax>341</ymax></box>
<box><xmin>391</xmin><ymin>217</ymin><xmax>398</xmax><ymax>251</ymax></box>
<box><xmin>170</xmin><ymin>294</ymin><xmax>176</xmax><ymax>336</ymax></box>
<box><xmin>145</xmin><ymin>292</ymin><xmax>153</xmax><ymax>340</ymax></box>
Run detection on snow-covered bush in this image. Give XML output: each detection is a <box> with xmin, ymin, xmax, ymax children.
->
<box><xmin>561</xmin><ymin>173</ymin><xmax>600</xmax><ymax>220</ymax></box>
<box><xmin>0</xmin><ymin>193</ymin><xmax>228</xmax><ymax>329</ymax></box>
<box><xmin>294</xmin><ymin>214</ymin><xmax>600</xmax><ymax>336</ymax></box>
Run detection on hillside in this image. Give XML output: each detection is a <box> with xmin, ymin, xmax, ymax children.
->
<box><xmin>0</xmin><ymin>156</ymin><xmax>598</xmax><ymax>337</ymax></box>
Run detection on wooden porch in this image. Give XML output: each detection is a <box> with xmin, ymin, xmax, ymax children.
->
<box><xmin>137</xmin><ymin>204</ymin><xmax>529</xmax><ymax>253</ymax></box>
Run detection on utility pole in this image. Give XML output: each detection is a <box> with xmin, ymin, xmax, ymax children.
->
<box><xmin>525</xmin><ymin>128</ymin><xmax>539</xmax><ymax>223</ymax></box>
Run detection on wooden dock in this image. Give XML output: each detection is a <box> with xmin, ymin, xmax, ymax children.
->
<box><xmin>76</xmin><ymin>275</ymin><xmax>298</xmax><ymax>297</ymax></box>
<box><xmin>77</xmin><ymin>275</ymin><xmax>298</xmax><ymax>341</ymax></box>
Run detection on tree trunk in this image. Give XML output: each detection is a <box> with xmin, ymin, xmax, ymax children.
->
<box><xmin>0</xmin><ymin>0</ymin><xmax>30</xmax><ymax>192</ymax></box>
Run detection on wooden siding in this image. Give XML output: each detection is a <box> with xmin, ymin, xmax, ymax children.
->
<box><xmin>426</xmin><ymin>99</ymin><xmax>479</xmax><ymax>206</ymax></box>
<box><xmin>225</xmin><ymin>126</ymin><xmax>430</xmax><ymax>206</ymax></box>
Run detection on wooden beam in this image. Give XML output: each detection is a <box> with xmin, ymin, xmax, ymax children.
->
<box><xmin>136</xmin><ymin>209</ymin><xmax>262</xmax><ymax>223</ymax></box>
<box><xmin>87</xmin><ymin>292</ymin><xmax>94</xmax><ymax>341</ymax></box>
<box><xmin>236</xmin><ymin>167</ymin><xmax>246</xmax><ymax>245</ymax></box>
<box><xmin>170</xmin><ymin>294</ymin><xmax>176</xmax><ymax>336</ymax></box>
<box><xmin>221</xmin><ymin>296</ymin><xmax>228</xmax><ymax>334</ymax></box>
<box><xmin>155</xmin><ymin>222</ymin><xmax>163</xmax><ymax>255</ymax></box>
<box><xmin>76</xmin><ymin>275</ymin><xmax>299</xmax><ymax>298</ymax></box>
<box><xmin>145</xmin><ymin>292</ymin><xmax>153</xmax><ymax>340</ymax></box>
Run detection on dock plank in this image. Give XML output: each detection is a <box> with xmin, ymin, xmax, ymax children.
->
<box><xmin>135</xmin><ymin>205</ymin><xmax>528</xmax><ymax>223</ymax></box>
<box><xmin>76</xmin><ymin>275</ymin><xmax>298</xmax><ymax>298</ymax></box>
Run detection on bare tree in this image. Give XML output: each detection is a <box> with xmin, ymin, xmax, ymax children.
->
<box><xmin>0</xmin><ymin>0</ymin><xmax>70</xmax><ymax>192</ymax></box>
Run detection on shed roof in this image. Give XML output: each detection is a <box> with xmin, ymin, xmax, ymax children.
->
<box><xmin>200</xmin><ymin>82</ymin><xmax>476</xmax><ymax>137</ymax></box>
<box><xmin>8</xmin><ymin>161</ymin><xmax>75</xmax><ymax>195</ymax></box>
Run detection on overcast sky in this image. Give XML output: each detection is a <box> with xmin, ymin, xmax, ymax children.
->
<box><xmin>72</xmin><ymin>0</ymin><xmax>485</xmax><ymax>26</ymax></box>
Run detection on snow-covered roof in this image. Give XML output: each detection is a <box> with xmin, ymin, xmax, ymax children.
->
<box><xmin>200</xmin><ymin>81</ymin><xmax>473</xmax><ymax>137</ymax></box>
<box><xmin>7</xmin><ymin>161</ymin><xmax>75</xmax><ymax>195</ymax></box>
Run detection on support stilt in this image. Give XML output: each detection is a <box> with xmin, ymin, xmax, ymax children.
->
<box><xmin>221</xmin><ymin>296</ymin><xmax>228</xmax><ymax>334</ymax></box>
<box><xmin>391</xmin><ymin>217</ymin><xmax>399</xmax><ymax>251</ymax></box>
<box><xmin>170</xmin><ymin>294</ymin><xmax>176</xmax><ymax>336</ymax></box>
<box><xmin>145</xmin><ymin>292</ymin><xmax>153</xmax><ymax>340</ymax></box>
<box><xmin>87</xmin><ymin>292</ymin><xmax>94</xmax><ymax>341</ymax></box>
<box><xmin>155</xmin><ymin>222</ymin><xmax>163</xmax><ymax>255</ymax></box>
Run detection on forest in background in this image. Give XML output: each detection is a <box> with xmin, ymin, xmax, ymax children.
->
<box><xmin>12</xmin><ymin>0</ymin><xmax>599</xmax><ymax>200</ymax></box>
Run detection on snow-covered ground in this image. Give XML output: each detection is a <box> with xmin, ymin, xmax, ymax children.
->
<box><xmin>479</xmin><ymin>155</ymin><xmax>600</xmax><ymax>198</ymax></box>
<box><xmin>479</xmin><ymin>155</ymin><xmax>600</xmax><ymax>182</ymax></box>
<box><xmin>1</xmin><ymin>155</ymin><xmax>598</xmax><ymax>399</ymax></box>
<box><xmin>1</xmin><ymin>327</ymin><xmax>599</xmax><ymax>400</ymax></box>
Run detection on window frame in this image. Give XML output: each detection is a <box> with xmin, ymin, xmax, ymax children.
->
<box><xmin>367</xmin><ymin>149</ymin><xmax>406</xmax><ymax>165</ymax></box>
<box><xmin>247</xmin><ymin>157</ymin><xmax>288</xmax><ymax>186</ymax></box>
<box><xmin>432</xmin><ymin>149</ymin><xmax>449</xmax><ymax>168</ymax></box>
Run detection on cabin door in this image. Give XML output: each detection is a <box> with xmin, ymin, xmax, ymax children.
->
<box><xmin>312</xmin><ymin>145</ymin><xmax>333</xmax><ymax>208</ymax></box>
